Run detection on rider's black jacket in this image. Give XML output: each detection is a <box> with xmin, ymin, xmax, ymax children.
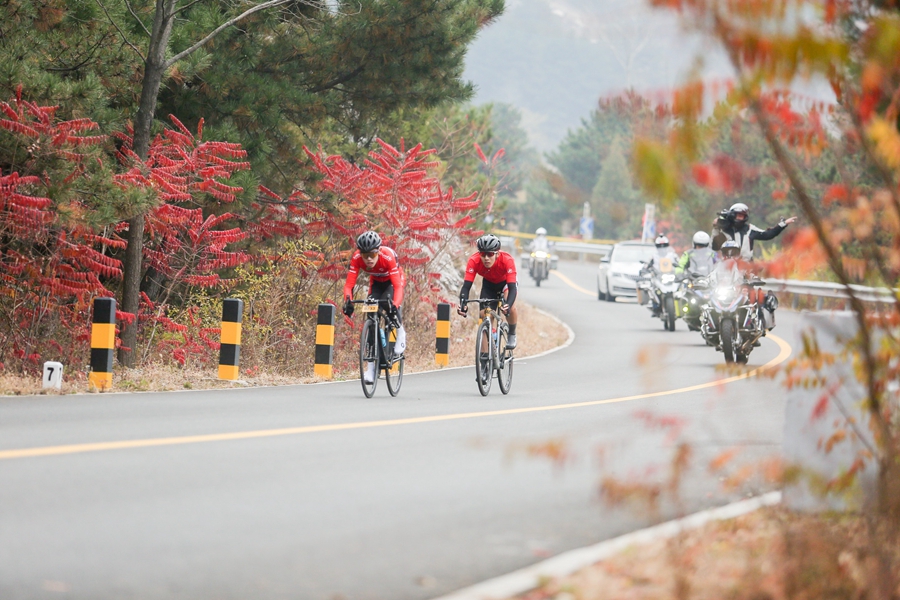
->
<box><xmin>711</xmin><ymin>217</ymin><xmax>787</xmax><ymax>255</ymax></box>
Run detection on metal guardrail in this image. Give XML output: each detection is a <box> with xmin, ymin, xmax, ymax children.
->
<box><xmin>763</xmin><ymin>279</ymin><xmax>897</xmax><ymax>307</ymax></box>
<box><xmin>551</xmin><ymin>241</ymin><xmax>612</xmax><ymax>256</ymax></box>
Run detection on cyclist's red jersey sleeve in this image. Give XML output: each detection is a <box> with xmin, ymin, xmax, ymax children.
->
<box><xmin>343</xmin><ymin>247</ymin><xmax>406</xmax><ymax>305</ymax></box>
<box><xmin>464</xmin><ymin>251</ymin><xmax>517</xmax><ymax>285</ymax></box>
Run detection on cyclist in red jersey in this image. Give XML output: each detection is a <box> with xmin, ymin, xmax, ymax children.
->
<box><xmin>457</xmin><ymin>233</ymin><xmax>519</xmax><ymax>349</ymax></box>
<box><xmin>342</xmin><ymin>230</ymin><xmax>405</xmax><ymax>324</ymax></box>
<box><xmin>343</xmin><ymin>231</ymin><xmax>406</xmax><ymax>383</ymax></box>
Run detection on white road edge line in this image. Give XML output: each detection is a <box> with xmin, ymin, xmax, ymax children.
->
<box><xmin>430</xmin><ymin>491</ymin><xmax>782</xmax><ymax>600</ymax></box>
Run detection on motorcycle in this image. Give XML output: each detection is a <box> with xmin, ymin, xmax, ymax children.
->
<box><xmin>529</xmin><ymin>250</ymin><xmax>551</xmax><ymax>287</ymax></box>
<box><xmin>675</xmin><ymin>274</ymin><xmax>713</xmax><ymax>332</ymax></box>
<box><xmin>700</xmin><ymin>275</ymin><xmax>767</xmax><ymax>364</ymax></box>
<box><xmin>638</xmin><ymin>256</ymin><xmax>680</xmax><ymax>331</ymax></box>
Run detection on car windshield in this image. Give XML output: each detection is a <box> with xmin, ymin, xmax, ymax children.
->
<box><xmin>611</xmin><ymin>246</ymin><xmax>655</xmax><ymax>263</ymax></box>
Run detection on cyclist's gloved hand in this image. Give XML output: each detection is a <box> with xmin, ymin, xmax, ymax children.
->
<box><xmin>457</xmin><ymin>302</ymin><xmax>468</xmax><ymax>317</ymax></box>
<box><xmin>342</xmin><ymin>297</ymin><xmax>354</xmax><ymax>317</ymax></box>
<box><xmin>388</xmin><ymin>304</ymin><xmax>401</xmax><ymax>328</ymax></box>
<box><xmin>500</xmin><ymin>303</ymin><xmax>510</xmax><ymax>315</ymax></box>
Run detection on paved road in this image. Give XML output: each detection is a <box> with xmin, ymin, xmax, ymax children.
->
<box><xmin>0</xmin><ymin>260</ymin><xmax>793</xmax><ymax>600</ymax></box>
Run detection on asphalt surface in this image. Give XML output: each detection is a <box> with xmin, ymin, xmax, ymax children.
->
<box><xmin>0</xmin><ymin>260</ymin><xmax>794</xmax><ymax>600</ymax></box>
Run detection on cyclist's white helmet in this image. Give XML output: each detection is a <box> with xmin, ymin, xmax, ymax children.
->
<box><xmin>692</xmin><ymin>231</ymin><xmax>711</xmax><ymax>247</ymax></box>
<box><xmin>535</xmin><ymin>227</ymin><xmax>547</xmax><ymax>235</ymax></box>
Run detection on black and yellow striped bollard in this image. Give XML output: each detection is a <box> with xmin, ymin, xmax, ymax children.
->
<box><xmin>218</xmin><ymin>298</ymin><xmax>243</xmax><ymax>380</ymax></box>
<box><xmin>314</xmin><ymin>303</ymin><xmax>335</xmax><ymax>379</ymax></box>
<box><xmin>89</xmin><ymin>297</ymin><xmax>116</xmax><ymax>391</ymax></box>
<box><xmin>435</xmin><ymin>302</ymin><xmax>450</xmax><ymax>366</ymax></box>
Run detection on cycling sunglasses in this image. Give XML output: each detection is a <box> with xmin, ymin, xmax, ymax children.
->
<box><xmin>361</xmin><ymin>251</ymin><xmax>379</xmax><ymax>259</ymax></box>
<box><xmin>479</xmin><ymin>251</ymin><xmax>497</xmax><ymax>258</ymax></box>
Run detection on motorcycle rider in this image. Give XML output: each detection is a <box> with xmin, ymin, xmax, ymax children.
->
<box><xmin>529</xmin><ymin>227</ymin><xmax>550</xmax><ymax>252</ymax></box>
<box><xmin>528</xmin><ymin>227</ymin><xmax>552</xmax><ymax>282</ymax></box>
<box><xmin>457</xmin><ymin>234</ymin><xmax>519</xmax><ymax>349</ymax></box>
<box><xmin>643</xmin><ymin>234</ymin><xmax>679</xmax><ymax>316</ymax></box>
<box><xmin>676</xmin><ymin>231</ymin><xmax>717</xmax><ymax>277</ymax></box>
<box><xmin>711</xmin><ymin>202</ymin><xmax>797</xmax><ymax>261</ymax></box>
<box><xmin>714</xmin><ymin>240</ymin><xmax>777</xmax><ymax>335</ymax></box>
<box><xmin>648</xmin><ymin>234</ymin><xmax>679</xmax><ymax>270</ymax></box>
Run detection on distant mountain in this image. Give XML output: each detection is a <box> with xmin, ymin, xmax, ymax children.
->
<box><xmin>463</xmin><ymin>0</ymin><xmax>730</xmax><ymax>155</ymax></box>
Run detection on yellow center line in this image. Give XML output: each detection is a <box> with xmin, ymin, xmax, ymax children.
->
<box><xmin>550</xmin><ymin>270</ymin><xmax>596</xmax><ymax>296</ymax></box>
<box><xmin>0</xmin><ymin>336</ymin><xmax>792</xmax><ymax>461</ymax></box>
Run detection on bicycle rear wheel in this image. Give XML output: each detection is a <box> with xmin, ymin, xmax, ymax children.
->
<box><xmin>359</xmin><ymin>318</ymin><xmax>379</xmax><ymax>398</ymax></box>
<box><xmin>385</xmin><ymin>323</ymin><xmax>404</xmax><ymax>397</ymax></box>
<box><xmin>475</xmin><ymin>318</ymin><xmax>493</xmax><ymax>396</ymax></box>
<box><xmin>497</xmin><ymin>323</ymin><xmax>513</xmax><ymax>395</ymax></box>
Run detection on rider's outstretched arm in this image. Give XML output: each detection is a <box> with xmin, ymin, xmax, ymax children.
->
<box><xmin>748</xmin><ymin>222</ymin><xmax>786</xmax><ymax>241</ymax></box>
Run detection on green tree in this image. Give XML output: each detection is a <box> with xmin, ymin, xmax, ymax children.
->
<box><xmin>1</xmin><ymin>0</ymin><xmax>505</xmax><ymax>366</ymax></box>
<box><xmin>591</xmin><ymin>138</ymin><xmax>643</xmax><ymax>239</ymax></box>
<box><xmin>483</xmin><ymin>103</ymin><xmax>540</xmax><ymax>200</ymax></box>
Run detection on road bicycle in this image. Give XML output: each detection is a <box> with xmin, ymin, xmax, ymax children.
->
<box><xmin>463</xmin><ymin>298</ymin><xmax>514</xmax><ymax>396</ymax></box>
<box><xmin>352</xmin><ymin>298</ymin><xmax>404</xmax><ymax>398</ymax></box>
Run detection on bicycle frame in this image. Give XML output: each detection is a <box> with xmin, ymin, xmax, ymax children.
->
<box><xmin>351</xmin><ymin>298</ymin><xmax>403</xmax><ymax>397</ymax></box>
<box><xmin>464</xmin><ymin>298</ymin><xmax>513</xmax><ymax>396</ymax></box>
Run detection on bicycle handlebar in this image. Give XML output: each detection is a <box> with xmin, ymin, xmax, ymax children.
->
<box><xmin>463</xmin><ymin>299</ymin><xmax>501</xmax><ymax>305</ymax></box>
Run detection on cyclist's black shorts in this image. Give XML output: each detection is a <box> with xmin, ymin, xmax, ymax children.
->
<box><xmin>479</xmin><ymin>279</ymin><xmax>508</xmax><ymax>310</ymax></box>
<box><xmin>369</xmin><ymin>280</ymin><xmax>394</xmax><ymax>306</ymax></box>
<box><xmin>369</xmin><ymin>280</ymin><xmax>401</xmax><ymax>322</ymax></box>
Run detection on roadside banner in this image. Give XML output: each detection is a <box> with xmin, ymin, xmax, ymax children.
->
<box><xmin>641</xmin><ymin>204</ymin><xmax>656</xmax><ymax>243</ymax></box>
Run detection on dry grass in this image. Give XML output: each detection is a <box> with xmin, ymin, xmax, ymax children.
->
<box><xmin>515</xmin><ymin>508</ymin><xmax>899</xmax><ymax>600</ymax></box>
<box><xmin>0</xmin><ymin>301</ymin><xmax>569</xmax><ymax>396</ymax></box>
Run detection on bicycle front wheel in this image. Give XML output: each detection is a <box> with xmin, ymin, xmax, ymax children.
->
<box><xmin>385</xmin><ymin>324</ymin><xmax>404</xmax><ymax>397</ymax></box>
<box><xmin>360</xmin><ymin>318</ymin><xmax>379</xmax><ymax>398</ymax></box>
<box><xmin>497</xmin><ymin>323</ymin><xmax>513</xmax><ymax>395</ymax></box>
<box><xmin>475</xmin><ymin>318</ymin><xmax>493</xmax><ymax>396</ymax></box>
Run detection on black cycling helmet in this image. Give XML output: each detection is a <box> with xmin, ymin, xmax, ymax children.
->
<box><xmin>476</xmin><ymin>234</ymin><xmax>501</xmax><ymax>252</ymax></box>
<box><xmin>356</xmin><ymin>230</ymin><xmax>382</xmax><ymax>253</ymax></box>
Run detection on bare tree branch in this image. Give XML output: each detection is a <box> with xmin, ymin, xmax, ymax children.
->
<box><xmin>172</xmin><ymin>0</ymin><xmax>206</xmax><ymax>17</ymax></box>
<box><xmin>95</xmin><ymin>0</ymin><xmax>145</xmax><ymax>61</ymax></box>
<box><xmin>164</xmin><ymin>0</ymin><xmax>328</xmax><ymax>69</ymax></box>
<box><xmin>124</xmin><ymin>0</ymin><xmax>151</xmax><ymax>37</ymax></box>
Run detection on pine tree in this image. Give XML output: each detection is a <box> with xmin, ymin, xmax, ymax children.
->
<box><xmin>591</xmin><ymin>138</ymin><xmax>642</xmax><ymax>239</ymax></box>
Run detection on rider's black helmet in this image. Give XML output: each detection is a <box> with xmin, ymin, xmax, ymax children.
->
<box><xmin>476</xmin><ymin>234</ymin><xmax>501</xmax><ymax>252</ymax></box>
<box><xmin>728</xmin><ymin>202</ymin><xmax>749</xmax><ymax>225</ymax></box>
<box><xmin>356</xmin><ymin>230</ymin><xmax>382</xmax><ymax>253</ymax></box>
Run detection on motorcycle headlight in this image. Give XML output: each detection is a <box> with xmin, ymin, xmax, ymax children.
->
<box><xmin>661</xmin><ymin>274</ymin><xmax>676</xmax><ymax>283</ymax></box>
<box><xmin>716</xmin><ymin>288</ymin><xmax>736</xmax><ymax>302</ymax></box>
<box><xmin>532</xmin><ymin>251</ymin><xmax>547</xmax><ymax>258</ymax></box>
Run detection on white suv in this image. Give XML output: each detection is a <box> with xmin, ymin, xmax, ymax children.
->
<box><xmin>597</xmin><ymin>241</ymin><xmax>657</xmax><ymax>302</ymax></box>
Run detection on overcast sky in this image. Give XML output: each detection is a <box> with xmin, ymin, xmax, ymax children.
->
<box><xmin>462</xmin><ymin>0</ymin><xmax>731</xmax><ymax>154</ymax></box>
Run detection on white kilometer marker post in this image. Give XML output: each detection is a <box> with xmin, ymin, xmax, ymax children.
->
<box><xmin>43</xmin><ymin>361</ymin><xmax>63</xmax><ymax>390</ymax></box>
